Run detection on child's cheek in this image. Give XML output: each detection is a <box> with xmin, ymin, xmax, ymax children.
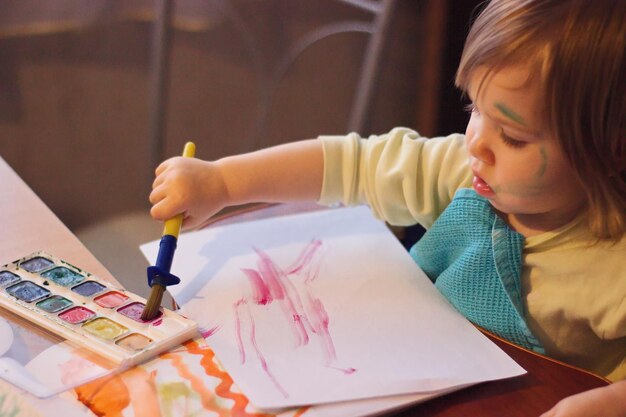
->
<box><xmin>533</xmin><ymin>146</ymin><xmax>548</xmax><ymax>180</ymax></box>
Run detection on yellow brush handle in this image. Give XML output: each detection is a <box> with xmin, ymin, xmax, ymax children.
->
<box><xmin>163</xmin><ymin>142</ymin><xmax>196</xmax><ymax>237</ymax></box>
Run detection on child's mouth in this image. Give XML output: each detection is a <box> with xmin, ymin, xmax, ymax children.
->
<box><xmin>472</xmin><ymin>175</ymin><xmax>495</xmax><ymax>198</ymax></box>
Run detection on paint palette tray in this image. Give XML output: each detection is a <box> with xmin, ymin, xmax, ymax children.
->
<box><xmin>0</xmin><ymin>251</ymin><xmax>198</xmax><ymax>367</ymax></box>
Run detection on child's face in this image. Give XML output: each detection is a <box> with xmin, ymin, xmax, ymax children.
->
<box><xmin>465</xmin><ymin>65</ymin><xmax>586</xmax><ymax>229</ymax></box>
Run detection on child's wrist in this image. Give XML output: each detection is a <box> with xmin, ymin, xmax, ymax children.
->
<box><xmin>214</xmin><ymin>157</ymin><xmax>246</xmax><ymax>208</ymax></box>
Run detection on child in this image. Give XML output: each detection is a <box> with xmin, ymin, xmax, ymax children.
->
<box><xmin>149</xmin><ymin>0</ymin><xmax>625</xmax><ymax>415</ymax></box>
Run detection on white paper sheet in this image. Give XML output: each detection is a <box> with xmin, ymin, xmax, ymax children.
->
<box><xmin>140</xmin><ymin>206</ymin><xmax>525</xmax><ymax>410</ymax></box>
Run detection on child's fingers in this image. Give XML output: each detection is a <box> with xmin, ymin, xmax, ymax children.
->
<box><xmin>149</xmin><ymin>185</ymin><xmax>187</xmax><ymax>220</ymax></box>
<box><xmin>149</xmin><ymin>200</ymin><xmax>166</xmax><ymax>220</ymax></box>
<box><xmin>152</xmin><ymin>162</ymin><xmax>175</xmax><ymax>190</ymax></box>
<box><xmin>154</xmin><ymin>159</ymin><xmax>172</xmax><ymax>177</ymax></box>
<box><xmin>152</xmin><ymin>173</ymin><xmax>165</xmax><ymax>190</ymax></box>
<box><xmin>155</xmin><ymin>156</ymin><xmax>189</xmax><ymax>176</ymax></box>
<box><xmin>149</xmin><ymin>184</ymin><xmax>166</xmax><ymax>205</ymax></box>
<box><xmin>150</xmin><ymin>197</ymin><xmax>179</xmax><ymax>221</ymax></box>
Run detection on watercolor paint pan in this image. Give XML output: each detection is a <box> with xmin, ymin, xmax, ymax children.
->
<box><xmin>0</xmin><ymin>251</ymin><xmax>198</xmax><ymax>367</ymax></box>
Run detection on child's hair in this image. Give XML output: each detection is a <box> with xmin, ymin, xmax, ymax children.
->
<box><xmin>455</xmin><ymin>0</ymin><xmax>625</xmax><ymax>240</ymax></box>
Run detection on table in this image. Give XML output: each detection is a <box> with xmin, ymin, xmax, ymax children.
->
<box><xmin>0</xmin><ymin>157</ymin><xmax>115</xmax><ymax>284</ymax></box>
<box><xmin>0</xmin><ymin>156</ymin><xmax>609</xmax><ymax>417</ymax></box>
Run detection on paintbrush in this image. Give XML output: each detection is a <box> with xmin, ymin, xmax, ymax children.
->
<box><xmin>141</xmin><ymin>141</ymin><xmax>196</xmax><ymax>320</ymax></box>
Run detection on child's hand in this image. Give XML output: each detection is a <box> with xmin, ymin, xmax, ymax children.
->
<box><xmin>150</xmin><ymin>139</ymin><xmax>324</xmax><ymax>230</ymax></box>
<box><xmin>150</xmin><ymin>156</ymin><xmax>228</xmax><ymax>230</ymax></box>
<box><xmin>540</xmin><ymin>381</ymin><xmax>626</xmax><ymax>417</ymax></box>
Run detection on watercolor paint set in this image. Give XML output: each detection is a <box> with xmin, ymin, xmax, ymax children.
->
<box><xmin>0</xmin><ymin>251</ymin><xmax>198</xmax><ymax>367</ymax></box>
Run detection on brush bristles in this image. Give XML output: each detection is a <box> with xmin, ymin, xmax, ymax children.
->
<box><xmin>141</xmin><ymin>284</ymin><xmax>165</xmax><ymax>320</ymax></box>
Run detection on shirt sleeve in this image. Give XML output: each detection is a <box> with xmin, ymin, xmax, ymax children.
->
<box><xmin>318</xmin><ymin>127</ymin><xmax>472</xmax><ymax>228</ymax></box>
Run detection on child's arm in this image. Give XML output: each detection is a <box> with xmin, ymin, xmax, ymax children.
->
<box><xmin>150</xmin><ymin>139</ymin><xmax>324</xmax><ymax>230</ymax></box>
<box><xmin>540</xmin><ymin>379</ymin><xmax>626</xmax><ymax>417</ymax></box>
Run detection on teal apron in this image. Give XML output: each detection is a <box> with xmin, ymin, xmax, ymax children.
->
<box><xmin>410</xmin><ymin>188</ymin><xmax>544</xmax><ymax>353</ymax></box>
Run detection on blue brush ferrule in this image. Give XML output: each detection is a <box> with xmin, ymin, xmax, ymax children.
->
<box><xmin>156</xmin><ymin>234</ymin><xmax>177</xmax><ymax>272</ymax></box>
<box><xmin>146</xmin><ymin>234</ymin><xmax>181</xmax><ymax>287</ymax></box>
<box><xmin>147</xmin><ymin>266</ymin><xmax>180</xmax><ymax>287</ymax></box>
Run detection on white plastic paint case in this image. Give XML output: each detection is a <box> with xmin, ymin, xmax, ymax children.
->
<box><xmin>0</xmin><ymin>251</ymin><xmax>198</xmax><ymax>366</ymax></box>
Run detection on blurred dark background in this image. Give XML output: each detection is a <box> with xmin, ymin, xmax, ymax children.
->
<box><xmin>0</xmin><ymin>0</ymin><xmax>482</xmax><ymax>292</ymax></box>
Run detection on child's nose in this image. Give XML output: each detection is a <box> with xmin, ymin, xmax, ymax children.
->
<box><xmin>467</xmin><ymin>131</ymin><xmax>495</xmax><ymax>165</ymax></box>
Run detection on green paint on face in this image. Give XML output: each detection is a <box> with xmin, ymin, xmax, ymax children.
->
<box><xmin>495</xmin><ymin>102</ymin><xmax>526</xmax><ymax>126</ymax></box>
<box><xmin>535</xmin><ymin>146</ymin><xmax>548</xmax><ymax>179</ymax></box>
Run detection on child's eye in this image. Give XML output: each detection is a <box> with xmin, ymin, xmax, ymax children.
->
<box><xmin>500</xmin><ymin>130</ymin><xmax>526</xmax><ymax>148</ymax></box>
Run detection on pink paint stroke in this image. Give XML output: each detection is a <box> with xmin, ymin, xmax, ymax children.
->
<box><xmin>200</xmin><ymin>325</ymin><xmax>221</xmax><ymax>339</ymax></box>
<box><xmin>286</xmin><ymin>239</ymin><xmax>322</xmax><ymax>275</ymax></box>
<box><xmin>233</xmin><ymin>296</ymin><xmax>289</xmax><ymax>397</ymax></box>
<box><xmin>233</xmin><ymin>298</ymin><xmax>247</xmax><ymax>364</ymax></box>
<box><xmin>255</xmin><ymin>248</ymin><xmax>311</xmax><ymax>346</ymax></box>
<box><xmin>244</xmin><ymin>297</ymin><xmax>289</xmax><ymax>398</ymax></box>
<box><xmin>241</xmin><ymin>268</ymin><xmax>272</xmax><ymax>305</ymax></box>
<box><xmin>234</xmin><ymin>239</ymin><xmax>357</xmax><ymax>397</ymax></box>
